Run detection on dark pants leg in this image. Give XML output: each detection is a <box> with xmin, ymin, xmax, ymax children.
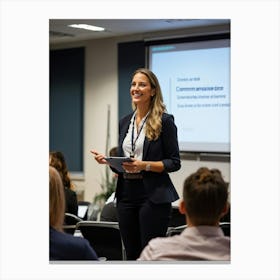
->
<box><xmin>117</xmin><ymin>200</ymin><xmax>143</xmax><ymax>260</ymax></box>
<box><xmin>139</xmin><ymin>200</ymin><xmax>171</xmax><ymax>249</ymax></box>
<box><xmin>117</xmin><ymin>198</ymin><xmax>172</xmax><ymax>260</ymax></box>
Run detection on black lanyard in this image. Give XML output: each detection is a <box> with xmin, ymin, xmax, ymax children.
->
<box><xmin>130</xmin><ymin>113</ymin><xmax>149</xmax><ymax>158</ymax></box>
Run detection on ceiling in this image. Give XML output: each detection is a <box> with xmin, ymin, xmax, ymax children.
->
<box><xmin>49</xmin><ymin>19</ymin><xmax>230</xmax><ymax>44</ymax></box>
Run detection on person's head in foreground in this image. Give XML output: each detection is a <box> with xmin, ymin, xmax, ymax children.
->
<box><xmin>49</xmin><ymin>166</ymin><xmax>98</xmax><ymax>261</ymax></box>
<box><xmin>138</xmin><ymin>167</ymin><xmax>230</xmax><ymax>261</ymax></box>
<box><xmin>180</xmin><ymin>167</ymin><xmax>229</xmax><ymax>227</ymax></box>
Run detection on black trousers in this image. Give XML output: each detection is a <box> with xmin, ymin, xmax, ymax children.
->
<box><xmin>116</xmin><ymin>179</ymin><xmax>171</xmax><ymax>260</ymax></box>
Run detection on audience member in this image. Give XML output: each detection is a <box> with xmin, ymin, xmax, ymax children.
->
<box><xmin>138</xmin><ymin>167</ymin><xmax>230</xmax><ymax>261</ymax></box>
<box><xmin>49</xmin><ymin>151</ymin><xmax>78</xmax><ymax>216</ymax></box>
<box><xmin>49</xmin><ymin>166</ymin><xmax>99</xmax><ymax>261</ymax></box>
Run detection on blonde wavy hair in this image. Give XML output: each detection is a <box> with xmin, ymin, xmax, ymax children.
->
<box><xmin>131</xmin><ymin>68</ymin><xmax>166</xmax><ymax>141</ymax></box>
<box><xmin>49</xmin><ymin>166</ymin><xmax>65</xmax><ymax>232</ymax></box>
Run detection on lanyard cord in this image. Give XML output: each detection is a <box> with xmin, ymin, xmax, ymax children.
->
<box><xmin>131</xmin><ymin>112</ymin><xmax>149</xmax><ymax>157</ymax></box>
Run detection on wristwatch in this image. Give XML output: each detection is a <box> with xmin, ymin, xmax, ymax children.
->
<box><xmin>145</xmin><ymin>163</ymin><xmax>151</xmax><ymax>171</ymax></box>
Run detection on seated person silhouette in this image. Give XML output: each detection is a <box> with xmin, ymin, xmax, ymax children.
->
<box><xmin>100</xmin><ymin>192</ymin><xmax>118</xmax><ymax>222</ymax></box>
<box><xmin>138</xmin><ymin>167</ymin><xmax>230</xmax><ymax>261</ymax></box>
<box><xmin>49</xmin><ymin>166</ymin><xmax>99</xmax><ymax>261</ymax></box>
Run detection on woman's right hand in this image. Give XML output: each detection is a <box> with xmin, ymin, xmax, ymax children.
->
<box><xmin>90</xmin><ymin>150</ymin><xmax>107</xmax><ymax>164</ymax></box>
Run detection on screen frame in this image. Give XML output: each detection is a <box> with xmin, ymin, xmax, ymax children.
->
<box><xmin>145</xmin><ymin>32</ymin><xmax>231</xmax><ymax>155</ymax></box>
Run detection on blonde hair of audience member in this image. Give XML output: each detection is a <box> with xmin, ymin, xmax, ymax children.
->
<box><xmin>179</xmin><ymin>167</ymin><xmax>229</xmax><ymax>226</ymax></box>
<box><xmin>131</xmin><ymin>68</ymin><xmax>166</xmax><ymax>141</ymax></box>
<box><xmin>49</xmin><ymin>166</ymin><xmax>65</xmax><ymax>232</ymax></box>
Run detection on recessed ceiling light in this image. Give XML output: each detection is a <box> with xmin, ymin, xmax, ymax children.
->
<box><xmin>68</xmin><ymin>24</ymin><xmax>105</xmax><ymax>32</ymax></box>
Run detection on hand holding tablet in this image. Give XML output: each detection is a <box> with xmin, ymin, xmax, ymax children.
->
<box><xmin>104</xmin><ymin>157</ymin><xmax>133</xmax><ymax>173</ymax></box>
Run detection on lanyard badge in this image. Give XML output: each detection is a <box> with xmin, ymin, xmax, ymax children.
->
<box><xmin>130</xmin><ymin>112</ymin><xmax>149</xmax><ymax>158</ymax></box>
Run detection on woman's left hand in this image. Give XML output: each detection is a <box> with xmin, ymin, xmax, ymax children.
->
<box><xmin>122</xmin><ymin>158</ymin><xmax>144</xmax><ymax>173</ymax></box>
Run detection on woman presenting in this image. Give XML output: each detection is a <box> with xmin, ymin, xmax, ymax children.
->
<box><xmin>91</xmin><ymin>68</ymin><xmax>181</xmax><ymax>260</ymax></box>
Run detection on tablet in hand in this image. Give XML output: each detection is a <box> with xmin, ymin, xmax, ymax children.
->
<box><xmin>105</xmin><ymin>157</ymin><xmax>132</xmax><ymax>173</ymax></box>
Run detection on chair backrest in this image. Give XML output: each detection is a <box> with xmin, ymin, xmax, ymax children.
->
<box><xmin>166</xmin><ymin>224</ymin><xmax>187</xmax><ymax>236</ymax></box>
<box><xmin>63</xmin><ymin>213</ymin><xmax>82</xmax><ymax>234</ymax></box>
<box><xmin>76</xmin><ymin>221</ymin><xmax>126</xmax><ymax>260</ymax></box>
<box><xmin>166</xmin><ymin>222</ymin><xmax>231</xmax><ymax>237</ymax></box>
<box><xmin>219</xmin><ymin>222</ymin><xmax>231</xmax><ymax>237</ymax></box>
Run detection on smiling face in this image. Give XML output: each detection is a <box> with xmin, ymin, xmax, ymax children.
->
<box><xmin>130</xmin><ymin>72</ymin><xmax>155</xmax><ymax>109</ymax></box>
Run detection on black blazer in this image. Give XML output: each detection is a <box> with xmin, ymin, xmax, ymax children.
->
<box><xmin>115</xmin><ymin>112</ymin><xmax>181</xmax><ymax>204</ymax></box>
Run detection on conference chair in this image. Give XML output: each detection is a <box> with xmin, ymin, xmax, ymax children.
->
<box><xmin>166</xmin><ymin>222</ymin><xmax>231</xmax><ymax>237</ymax></box>
<box><xmin>219</xmin><ymin>222</ymin><xmax>231</xmax><ymax>237</ymax></box>
<box><xmin>76</xmin><ymin>221</ymin><xmax>126</xmax><ymax>261</ymax></box>
<box><xmin>166</xmin><ymin>224</ymin><xmax>187</xmax><ymax>237</ymax></box>
<box><xmin>63</xmin><ymin>213</ymin><xmax>82</xmax><ymax>235</ymax></box>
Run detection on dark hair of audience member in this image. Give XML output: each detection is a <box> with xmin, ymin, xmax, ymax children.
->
<box><xmin>49</xmin><ymin>151</ymin><xmax>73</xmax><ymax>190</ymax></box>
<box><xmin>183</xmin><ymin>167</ymin><xmax>229</xmax><ymax>226</ymax></box>
<box><xmin>49</xmin><ymin>166</ymin><xmax>65</xmax><ymax>232</ymax></box>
